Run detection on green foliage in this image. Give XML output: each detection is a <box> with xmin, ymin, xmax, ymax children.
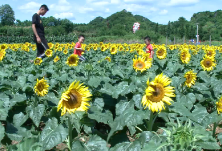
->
<box><xmin>0</xmin><ymin>43</ymin><xmax>222</xmax><ymax>150</ymax></box>
<box><xmin>0</xmin><ymin>4</ymin><xmax>15</xmax><ymax>26</ymax></box>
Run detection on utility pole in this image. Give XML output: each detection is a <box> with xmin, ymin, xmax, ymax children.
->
<box><xmin>196</xmin><ymin>23</ymin><xmax>199</xmax><ymax>45</ymax></box>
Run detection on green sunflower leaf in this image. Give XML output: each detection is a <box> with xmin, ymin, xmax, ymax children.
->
<box><xmin>40</xmin><ymin>118</ymin><xmax>68</xmax><ymax>150</ymax></box>
<box><xmin>26</xmin><ymin>104</ymin><xmax>45</xmax><ymax>127</ymax></box>
<box><xmin>0</xmin><ymin>123</ymin><xmax>5</xmax><ymax>142</ymax></box>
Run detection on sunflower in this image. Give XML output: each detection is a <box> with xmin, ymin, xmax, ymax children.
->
<box><xmin>63</xmin><ymin>49</ymin><xmax>69</xmax><ymax>55</ymax></box>
<box><xmin>204</xmin><ymin>48</ymin><xmax>216</xmax><ymax>59</ymax></box>
<box><xmin>0</xmin><ymin>50</ymin><xmax>6</xmax><ymax>61</ymax></box>
<box><xmin>101</xmin><ymin>45</ymin><xmax>106</xmax><ymax>52</ymax></box>
<box><xmin>105</xmin><ymin>56</ymin><xmax>111</xmax><ymax>62</ymax></box>
<box><xmin>93</xmin><ymin>46</ymin><xmax>98</xmax><ymax>51</ymax></box>
<box><xmin>119</xmin><ymin>46</ymin><xmax>124</xmax><ymax>51</ymax></box>
<box><xmin>180</xmin><ymin>49</ymin><xmax>191</xmax><ymax>64</ymax></box>
<box><xmin>44</xmin><ymin>49</ymin><xmax>53</xmax><ymax>57</ymax></box>
<box><xmin>32</xmin><ymin>46</ymin><xmax>37</xmax><ymax>51</ymax></box>
<box><xmin>216</xmin><ymin>97</ymin><xmax>222</xmax><ymax>114</ymax></box>
<box><xmin>110</xmin><ymin>46</ymin><xmax>117</xmax><ymax>55</ymax></box>
<box><xmin>156</xmin><ymin>46</ymin><xmax>167</xmax><ymax>59</ymax></box>
<box><xmin>200</xmin><ymin>56</ymin><xmax>216</xmax><ymax>71</ymax></box>
<box><xmin>48</xmin><ymin>42</ymin><xmax>54</xmax><ymax>49</ymax></box>
<box><xmin>57</xmin><ymin>81</ymin><xmax>92</xmax><ymax>116</ymax></box>
<box><xmin>142</xmin><ymin>74</ymin><xmax>175</xmax><ymax>112</ymax></box>
<box><xmin>34</xmin><ymin>58</ymin><xmax>42</xmax><ymax>65</ymax></box>
<box><xmin>66</xmin><ymin>54</ymin><xmax>79</xmax><ymax>66</ymax></box>
<box><xmin>1</xmin><ymin>44</ymin><xmax>8</xmax><ymax>50</ymax></box>
<box><xmin>54</xmin><ymin>56</ymin><xmax>60</xmax><ymax>63</ymax></box>
<box><xmin>25</xmin><ymin>42</ymin><xmax>31</xmax><ymax>47</ymax></box>
<box><xmin>169</xmin><ymin>45</ymin><xmax>175</xmax><ymax>50</ymax></box>
<box><xmin>58</xmin><ymin>47</ymin><xmax>63</xmax><ymax>52</ymax></box>
<box><xmin>34</xmin><ymin>77</ymin><xmax>49</xmax><ymax>96</ymax></box>
<box><xmin>184</xmin><ymin>70</ymin><xmax>197</xmax><ymax>88</ymax></box>
<box><xmin>133</xmin><ymin>57</ymin><xmax>149</xmax><ymax>72</ymax></box>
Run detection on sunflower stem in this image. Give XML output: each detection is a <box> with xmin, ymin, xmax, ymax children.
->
<box><xmin>68</xmin><ymin>116</ymin><xmax>73</xmax><ymax>151</ymax></box>
<box><xmin>148</xmin><ymin>111</ymin><xmax>154</xmax><ymax>131</ymax></box>
<box><xmin>212</xmin><ymin>122</ymin><xmax>218</xmax><ymax>138</ymax></box>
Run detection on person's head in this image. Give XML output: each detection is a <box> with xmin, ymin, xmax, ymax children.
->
<box><xmin>39</xmin><ymin>5</ymin><xmax>49</xmax><ymax>16</ymax></box>
<box><xmin>144</xmin><ymin>36</ymin><xmax>151</xmax><ymax>45</ymax></box>
<box><xmin>78</xmin><ymin>35</ymin><xmax>85</xmax><ymax>43</ymax></box>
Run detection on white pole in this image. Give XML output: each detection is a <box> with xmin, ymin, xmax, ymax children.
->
<box><xmin>197</xmin><ymin>23</ymin><xmax>199</xmax><ymax>45</ymax></box>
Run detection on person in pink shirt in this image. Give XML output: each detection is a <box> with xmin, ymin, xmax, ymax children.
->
<box><xmin>144</xmin><ymin>36</ymin><xmax>154</xmax><ymax>58</ymax></box>
<box><xmin>74</xmin><ymin>35</ymin><xmax>85</xmax><ymax>61</ymax></box>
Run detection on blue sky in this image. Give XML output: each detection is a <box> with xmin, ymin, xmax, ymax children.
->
<box><xmin>1</xmin><ymin>0</ymin><xmax>222</xmax><ymax>24</ymax></box>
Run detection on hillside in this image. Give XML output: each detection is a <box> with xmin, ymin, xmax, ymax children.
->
<box><xmin>1</xmin><ymin>8</ymin><xmax>222</xmax><ymax>43</ymax></box>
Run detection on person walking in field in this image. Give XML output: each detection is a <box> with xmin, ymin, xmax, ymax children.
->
<box><xmin>32</xmin><ymin>4</ymin><xmax>49</xmax><ymax>58</ymax></box>
<box><xmin>74</xmin><ymin>35</ymin><xmax>86</xmax><ymax>61</ymax></box>
<box><xmin>144</xmin><ymin>36</ymin><xmax>154</xmax><ymax>58</ymax></box>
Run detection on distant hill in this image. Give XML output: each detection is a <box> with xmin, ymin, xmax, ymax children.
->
<box><xmin>2</xmin><ymin>8</ymin><xmax>222</xmax><ymax>42</ymax></box>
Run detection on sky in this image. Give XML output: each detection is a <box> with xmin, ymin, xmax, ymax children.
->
<box><xmin>1</xmin><ymin>0</ymin><xmax>222</xmax><ymax>24</ymax></box>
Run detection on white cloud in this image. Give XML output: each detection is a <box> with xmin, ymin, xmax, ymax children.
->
<box><xmin>54</xmin><ymin>12</ymin><xmax>75</xmax><ymax>19</ymax></box>
<box><xmin>159</xmin><ymin>9</ymin><xmax>168</xmax><ymax>15</ymax></box>
<box><xmin>165</xmin><ymin>0</ymin><xmax>199</xmax><ymax>6</ymax></box>
<box><xmin>58</xmin><ymin>0</ymin><xmax>69</xmax><ymax>5</ymax></box>
<box><xmin>122</xmin><ymin>4</ymin><xmax>158</xmax><ymax>13</ymax></box>
<box><xmin>50</xmin><ymin>0</ymin><xmax>71</xmax><ymax>12</ymax></box>
<box><xmin>111</xmin><ymin>0</ymin><xmax>120</xmax><ymax>4</ymax></box>
<box><xmin>79</xmin><ymin>7</ymin><xmax>95</xmax><ymax>13</ymax></box>
<box><xmin>124</xmin><ymin>0</ymin><xmax>153</xmax><ymax>2</ymax></box>
<box><xmin>18</xmin><ymin>1</ymin><xmax>41</xmax><ymax>12</ymax></box>
<box><xmin>105</xmin><ymin>8</ymin><xmax>110</xmax><ymax>12</ymax></box>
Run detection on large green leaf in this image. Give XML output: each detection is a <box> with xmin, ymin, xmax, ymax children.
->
<box><xmin>110</xmin><ymin>141</ymin><xmax>141</xmax><ymax>151</ymax></box>
<box><xmin>16</xmin><ymin>138</ymin><xmax>43</xmax><ymax>151</ymax></box>
<box><xmin>85</xmin><ymin>135</ymin><xmax>108</xmax><ymax>151</ymax></box>
<box><xmin>133</xmin><ymin>94</ymin><xmax>143</xmax><ymax>110</ymax></box>
<box><xmin>0</xmin><ymin>123</ymin><xmax>5</xmax><ymax>142</ymax></box>
<box><xmin>68</xmin><ymin>111</ymin><xmax>85</xmax><ymax>133</ymax></box>
<box><xmin>195</xmin><ymin>141</ymin><xmax>220</xmax><ymax>150</ymax></box>
<box><xmin>72</xmin><ymin>135</ymin><xmax>108</xmax><ymax>151</ymax></box>
<box><xmin>13</xmin><ymin>112</ymin><xmax>28</xmax><ymax>127</ymax></box>
<box><xmin>218</xmin><ymin>133</ymin><xmax>222</xmax><ymax>144</ymax></box>
<box><xmin>88</xmin><ymin>76</ymin><xmax>102</xmax><ymax>88</ymax></box>
<box><xmin>189</xmin><ymin>104</ymin><xmax>209</xmax><ymax>124</ymax></box>
<box><xmin>88</xmin><ymin>106</ymin><xmax>113</xmax><ymax>124</ymax></box>
<box><xmin>40</xmin><ymin>118</ymin><xmax>68</xmax><ymax>150</ymax></box>
<box><xmin>108</xmin><ymin>101</ymin><xmax>147</xmax><ymax>141</ymax></box>
<box><xmin>177</xmin><ymin>93</ymin><xmax>196</xmax><ymax>110</ymax></box>
<box><xmin>0</xmin><ymin>100</ymin><xmax>8</xmax><ymax>121</ymax></box>
<box><xmin>10</xmin><ymin>93</ymin><xmax>27</xmax><ymax>103</ymax></box>
<box><xmin>26</xmin><ymin>104</ymin><xmax>45</xmax><ymax>127</ymax></box>
<box><xmin>169</xmin><ymin>102</ymin><xmax>192</xmax><ymax>117</ymax></box>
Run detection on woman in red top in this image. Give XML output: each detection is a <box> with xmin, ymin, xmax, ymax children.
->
<box><xmin>74</xmin><ymin>35</ymin><xmax>85</xmax><ymax>61</ymax></box>
<box><xmin>144</xmin><ymin>36</ymin><xmax>154</xmax><ymax>58</ymax></box>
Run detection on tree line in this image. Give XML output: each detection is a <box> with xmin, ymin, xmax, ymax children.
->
<box><xmin>1</xmin><ymin>4</ymin><xmax>222</xmax><ymax>43</ymax></box>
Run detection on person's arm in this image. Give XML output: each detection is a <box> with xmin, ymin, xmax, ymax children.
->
<box><xmin>151</xmin><ymin>50</ymin><xmax>154</xmax><ymax>58</ymax></box>
<box><xmin>32</xmin><ymin>24</ymin><xmax>41</xmax><ymax>43</ymax></box>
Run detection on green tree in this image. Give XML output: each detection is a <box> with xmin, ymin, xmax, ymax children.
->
<box><xmin>167</xmin><ymin>21</ymin><xmax>171</xmax><ymax>37</ymax></box>
<box><xmin>155</xmin><ymin>23</ymin><xmax>158</xmax><ymax>33</ymax></box>
<box><xmin>0</xmin><ymin>4</ymin><xmax>15</xmax><ymax>26</ymax></box>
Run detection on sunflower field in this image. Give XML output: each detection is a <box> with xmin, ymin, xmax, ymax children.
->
<box><xmin>1</xmin><ymin>42</ymin><xmax>222</xmax><ymax>151</ymax></box>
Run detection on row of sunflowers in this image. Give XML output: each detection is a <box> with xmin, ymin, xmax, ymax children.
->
<box><xmin>0</xmin><ymin>42</ymin><xmax>222</xmax><ymax>151</ymax></box>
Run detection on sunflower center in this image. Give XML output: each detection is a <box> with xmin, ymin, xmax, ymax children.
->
<box><xmin>35</xmin><ymin>60</ymin><xmax>40</xmax><ymax>64</ymax></box>
<box><xmin>204</xmin><ymin>60</ymin><xmax>212</xmax><ymax>67</ymax></box>
<box><xmin>158</xmin><ymin>49</ymin><xmax>164</xmax><ymax>56</ymax></box>
<box><xmin>37</xmin><ymin>83</ymin><xmax>45</xmax><ymax>91</ymax></box>
<box><xmin>67</xmin><ymin>90</ymin><xmax>81</xmax><ymax>108</ymax></box>
<box><xmin>69</xmin><ymin>57</ymin><xmax>77</xmax><ymax>64</ymax></box>
<box><xmin>149</xmin><ymin>83</ymin><xmax>165</xmax><ymax>102</ymax></box>
<box><xmin>135</xmin><ymin>61</ymin><xmax>145</xmax><ymax>69</ymax></box>
<box><xmin>186</xmin><ymin>74</ymin><xmax>193</xmax><ymax>83</ymax></box>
